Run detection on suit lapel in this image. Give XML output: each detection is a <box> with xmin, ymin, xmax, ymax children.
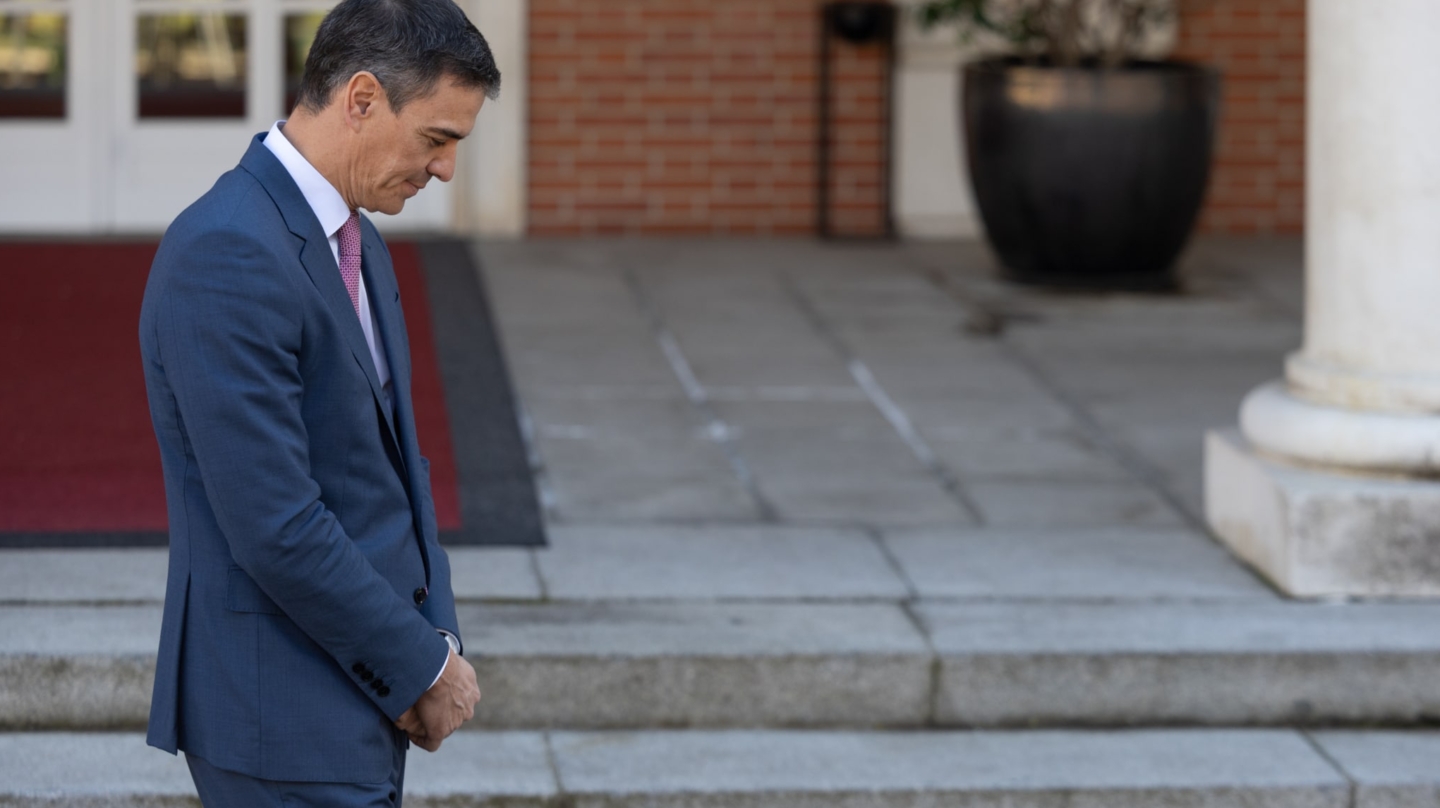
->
<box><xmin>361</xmin><ymin>227</ymin><xmax>435</xmax><ymax>573</ymax></box>
<box><xmin>238</xmin><ymin>135</ymin><xmax>403</xmax><ymax>458</ymax></box>
<box><xmin>361</xmin><ymin>227</ymin><xmax>417</xmax><ymax>479</ymax></box>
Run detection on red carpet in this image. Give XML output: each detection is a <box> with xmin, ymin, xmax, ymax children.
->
<box><xmin>0</xmin><ymin>242</ymin><xmax>461</xmax><ymax>534</ymax></box>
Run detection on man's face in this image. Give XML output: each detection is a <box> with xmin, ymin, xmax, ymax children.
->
<box><xmin>354</xmin><ymin>77</ymin><xmax>486</xmax><ymax>215</ymax></box>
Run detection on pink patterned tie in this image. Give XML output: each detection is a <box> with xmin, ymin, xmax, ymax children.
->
<box><xmin>337</xmin><ymin>211</ymin><xmax>362</xmax><ymax>317</ymax></box>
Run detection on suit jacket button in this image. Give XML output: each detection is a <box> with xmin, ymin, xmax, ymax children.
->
<box><xmin>413</xmin><ymin>587</ymin><xmax>427</xmax><ymax>605</ymax></box>
<box><xmin>361</xmin><ymin>670</ymin><xmax>374</xmax><ymax>682</ymax></box>
<box><xmin>371</xmin><ymin>678</ymin><xmax>385</xmax><ymax>690</ymax></box>
<box><xmin>352</xmin><ymin>663</ymin><xmax>366</xmax><ymax>675</ymax></box>
<box><xmin>377</xmin><ymin>686</ymin><xmax>391</xmax><ymax>697</ymax></box>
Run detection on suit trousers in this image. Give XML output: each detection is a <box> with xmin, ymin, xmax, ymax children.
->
<box><xmin>185</xmin><ymin>727</ymin><xmax>407</xmax><ymax>808</ymax></box>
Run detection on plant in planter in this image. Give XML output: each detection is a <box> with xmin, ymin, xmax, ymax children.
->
<box><xmin>919</xmin><ymin>0</ymin><xmax>1220</xmax><ymax>290</ymax></box>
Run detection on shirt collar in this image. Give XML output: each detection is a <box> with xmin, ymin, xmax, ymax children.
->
<box><xmin>263</xmin><ymin>120</ymin><xmax>352</xmax><ymax>240</ymax></box>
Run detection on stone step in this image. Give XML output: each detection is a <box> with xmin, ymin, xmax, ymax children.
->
<box><xmin>6</xmin><ymin>599</ymin><xmax>1440</xmax><ymax>730</ymax></box>
<box><xmin>10</xmin><ymin>729</ymin><xmax>1438</xmax><ymax>807</ymax></box>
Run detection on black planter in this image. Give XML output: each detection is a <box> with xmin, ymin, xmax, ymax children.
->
<box><xmin>962</xmin><ymin>59</ymin><xmax>1221</xmax><ymax>290</ymax></box>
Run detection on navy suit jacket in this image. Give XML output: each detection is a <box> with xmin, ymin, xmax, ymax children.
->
<box><xmin>139</xmin><ymin>135</ymin><xmax>459</xmax><ymax>783</ymax></box>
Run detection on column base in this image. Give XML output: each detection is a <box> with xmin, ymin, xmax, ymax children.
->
<box><xmin>1241</xmin><ymin>380</ymin><xmax>1440</xmax><ymax>473</ymax></box>
<box><xmin>1205</xmin><ymin>428</ymin><xmax>1440</xmax><ymax>597</ymax></box>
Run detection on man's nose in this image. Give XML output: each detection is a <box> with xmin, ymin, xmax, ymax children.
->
<box><xmin>429</xmin><ymin>147</ymin><xmax>457</xmax><ymax>183</ymax></box>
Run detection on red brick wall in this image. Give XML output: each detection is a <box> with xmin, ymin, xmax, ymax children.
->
<box><xmin>527</xmin><ymin>0</ymin><xmax>1304</xmax><ymax>237</ymax></box>
<box><xmin>527</xmin><ymin>0</ymin><xmax>889</xmax><ymax>236</ymax></box>
<box><xmin>1175</xmin><ymin>0</ymin><xmax>1306</xmax><ymax>234</ymax></box>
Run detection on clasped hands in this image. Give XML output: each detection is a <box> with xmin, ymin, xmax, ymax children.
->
<box><xmin>395</xmin><ymin>646</ymin><xmax>481</xmax><ymax>752</ymax></box>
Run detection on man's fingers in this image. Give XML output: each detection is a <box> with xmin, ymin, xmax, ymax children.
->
<box><xmin>395</xmin><ymin>707</ymin><xmax>422</xmax><ymax>733</ymax></box>
<box><xmin>411</xmin><ymin>733</ymin><xmax>442</xmax><ymax>753</ymax></box>
<box><xmin>409</xmin><ymin>652</ymin><xmax>483</xmax><ymax>749</ymax></box>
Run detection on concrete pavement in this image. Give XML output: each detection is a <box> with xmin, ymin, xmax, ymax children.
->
<box><xmin>12</xmin><ymin>237</ymin><xmax>1440</xmax><ymax>800</ymax></box>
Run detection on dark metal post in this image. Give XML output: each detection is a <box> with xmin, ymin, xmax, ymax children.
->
<box><xmin>817</xmin><ymin>6</ymin><xmax>833</xmax><ymax>238</ymax></box>
<box><xmin>817</xmin><ymin>1</ymin><xmax>897</xmax><ymax>240</ymax></box>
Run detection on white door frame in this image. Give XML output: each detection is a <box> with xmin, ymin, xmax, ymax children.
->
<box><xmin>109</xmin><ymin>0</ymin><xmax>279</xmax><ymax>233</ymax></box>
<box><xmin>0</xmin><ymin>0</ymin><xmax>103</xmax><ymax>233</ymax></box>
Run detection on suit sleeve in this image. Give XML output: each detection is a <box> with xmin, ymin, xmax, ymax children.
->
<box><xmin>416</xmin><ymin>455</ymin><xmax>462</xmax><ymax>653</ymax></box>
<box><xmin>157</xmin><ymin>225</ymin><xmax>449</xmax><ymax>721</ymax></box>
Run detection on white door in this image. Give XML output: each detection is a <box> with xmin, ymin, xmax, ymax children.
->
<box><xmin>0</xmin><ymin>0</ymin><xmax>103</xmax><ymax>232</ymax></box>
<box><xmin>0</xmin><ymin>0</ymin><xmax>453</xmax><ymax>234</ymax></box>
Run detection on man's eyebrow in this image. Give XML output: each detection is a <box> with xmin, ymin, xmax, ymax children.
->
<box><xmin>425</xmin><ymin>127</ymin><xmax>468</xmax><ymax>141</ymax></box>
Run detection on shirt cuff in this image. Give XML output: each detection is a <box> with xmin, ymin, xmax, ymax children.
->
<box><xmin>428</xmin><ymin>630</ymin><xmax>460</xmax><ymax>690</ymax></box>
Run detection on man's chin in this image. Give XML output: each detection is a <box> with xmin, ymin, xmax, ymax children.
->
<box><xmin>364</xmin><ymin>200</ymin><xmax>407</xmax><ymax>216</ymax></box>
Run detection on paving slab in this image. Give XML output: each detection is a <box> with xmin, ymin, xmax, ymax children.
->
<box><xmin>0</xmin><ymin>605</ymin><xmax>159</xmax><ymax>729</ymax></box>
<box><xmin>504</xmin><ymin>338</ymin><xmax>682</xmax><ymax>394</ymax></box>
<box><xmin>710</xmin><ymin>399</ymin><xmax>887</xmax><ymax>432</ymax></box>
<box><xmin>448</xmin><ymin>548</ymin><xmax>544</xmax><ymax>601</ymax></box>
<box><xmin>926</xmin><ymin>428</ymin><xmax>1133</xmax><ymax>481</ymax></box>
<box><xmin>1082</xmin><ymin>389</ymin><xmax>1263</xmax><ymax>431</ymax></box>
<box><xmin>460</xmin><ymin>601</ymin><xmax>931</xmax><ymax>729</ymax></box>
<box><xmin>2</xmin><ymin>601</ymin><xmax>933</xmax><ymax>730</ymax></box>
<box><xmin>535</xmin><ymin>432</ymin><xmax>756</xmax><ymax>522</ymax></box>
<box><xmin>679</xmin><ymin>347</ymin><xmax>858</xmax><ymax>390</ymax></box>
<box><xmin>884</xmin><ymin>527</ymin><xmax>1273</xmax><ymax>600</ymax></box>
<box><xmin>755</xmin><ymin>473</ymin><xmax>978</xmax><ymax>526</ymax></box>
<box><xmin>0</xmin><ymin>733</ymin><xmax>196</xmax><ymax>806</ymax></box>
<box><xmin>726</xmin><ymin>424</ymin><xmax>924</xmax><ymax>471</ymax></box>
<box><xmin>524</xmin><ymin>395</ymin><xmax>703</xmax><ymax>432</ymax></box>
<box><xmin>898</xmin><ymin>393</ymin><xmax>1078</xmax><ymax>433</ymax></box>
<box><xmin>916</xmin><ymin>600</ymin><xmax>1440</xmax><ymax>726</ymax></box>
<box><xmin>1310</xmin><ymin>731</ymin><xmax>1440</xmax><ymax>808</ymax></box>
<box><xmin>16</xmin><ymin>596</ymin><xmax>1440</xmax><ymax>730</ymax></box>
<box><xmin>0</xmin><ymin>548</ymin><xmax>541</xmax><ymax>604</ymax></box>
<box><xmin>0</xmin><ymin>725</ymin><xmax>1362</xmax><ymax>808</ymax></box>
<box><xmin>725</xmin><ymin>421</ymin><xmax>975</xmax><ymax>525</ymax></box>
<box><xmin>549</xmin><ymin>729</ymin><xmax>1347</xmax><ymax>808</ymax></box>
<box><xmin>536</xmin><ymin>524</ymin><xmax>910</xmax><ymax>600</ymax></box>
<box><xmin>853</xmin><ymin>349</ymin><xmax>1048</xmax><ymax>399</ymax></box>
<box><xmin>480</xmin><ymin>260</ymin><xmax>642</xmax><ymax>330</ymax></box>
<box><xmin>403</xmin><ymin>731</ymin><xmax>558</xmax><ymax>805</ymax></box>
<box><xmin>704</xmin><ymin>384</ymin><xmax>868</xmax><ymax>404</ymax></box>
<box><xmin>0</xmin><ymin>731</ymin><xmax>556</xmax><ymax>807</ymax></box>
<box><xmin>966</xmin><ymin>480</ymin><xmax>1186</xmax><ymax>528</ymax></box>
<box><xmin>525</xmin><ymin>397</ymin><xmax>752</xmax><ymax>519</ymax></box>
<box><xmin>1114</xmin><ymin>424</ymin><xmax>1209</xmax><ymax>479</ymax></box>
<box><xmin>0</xmin><ymin>549</ymin><xmax>167</xmax><ymax>604</ymax></box>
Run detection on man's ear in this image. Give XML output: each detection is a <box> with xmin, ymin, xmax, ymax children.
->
<box><xmin>343</xmin><ymin>72</ymin><xmax>385</xmax><ymax>131</ymax></box>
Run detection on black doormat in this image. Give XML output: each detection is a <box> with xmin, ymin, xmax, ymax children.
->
<box><xmin>0</xmin><ymin>238</ymin><xmax>545</xmax><ymax>549</ymax></box>
<box><xmin>421</xmin><ymin>239</ymin><xmax>547</xmax><ymax>547</ymax></box>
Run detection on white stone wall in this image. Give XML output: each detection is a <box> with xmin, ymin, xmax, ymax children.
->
<box><xmin>892</xmin><ymin>6</ymin><xmax>985</xmax><ymax>239</ymax></box>
<box><xmin>458</xmin><ymin>0</ymin><xmax>528</xmax><ymax>237</ymax></box>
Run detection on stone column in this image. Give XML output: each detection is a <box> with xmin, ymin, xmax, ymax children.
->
<box><xmin>1206</xmin><ymin>0</ymin><xmax>1440</xmax><ymax>597</ymax></box>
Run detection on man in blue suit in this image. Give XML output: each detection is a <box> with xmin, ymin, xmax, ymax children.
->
<box><xmin>138</xmin><ymin>1</ymin><xmax>499</xmax><ymax>803</ymax></box>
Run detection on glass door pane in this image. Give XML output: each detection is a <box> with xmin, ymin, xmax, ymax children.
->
<box><xmin>281</xmin><ymin>10</ymin><xmax>322</xmax><ymax>112</ymax></box>
<box><xmin>136</xmin><ymin>11</ymin><xmax>246</xmax><ymax>118</ymax></box>
<box><xmin>0</xmin><ymin>8</ymin><xmax>67</xmax><ymax>118</ymax></box>
<box><xmin>0</xmin><ymin>0</ymin><xmax>97</xmax><ymax>232</ymax></box>
<box><xmin>111</xmin><ymin>0</ymin><xmax>267</xmax><ymax>231</ymax></box>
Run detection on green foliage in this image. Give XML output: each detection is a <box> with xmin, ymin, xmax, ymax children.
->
<box><xmin>916</xmin><ymin>0</ymin><xmax>1187</xmax><ymax>69</ymax></box>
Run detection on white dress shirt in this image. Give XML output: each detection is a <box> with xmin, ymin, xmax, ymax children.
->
<box><xmin>263</xmin><ymin>122</ymin><xmax>457</xmax><ymax>689</ymax></box>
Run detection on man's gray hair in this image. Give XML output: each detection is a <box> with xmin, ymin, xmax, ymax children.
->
<box><xmin>295</xmin><ymin>0</ymin><xmax>500</xmax><ymax>113</ymax></box>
